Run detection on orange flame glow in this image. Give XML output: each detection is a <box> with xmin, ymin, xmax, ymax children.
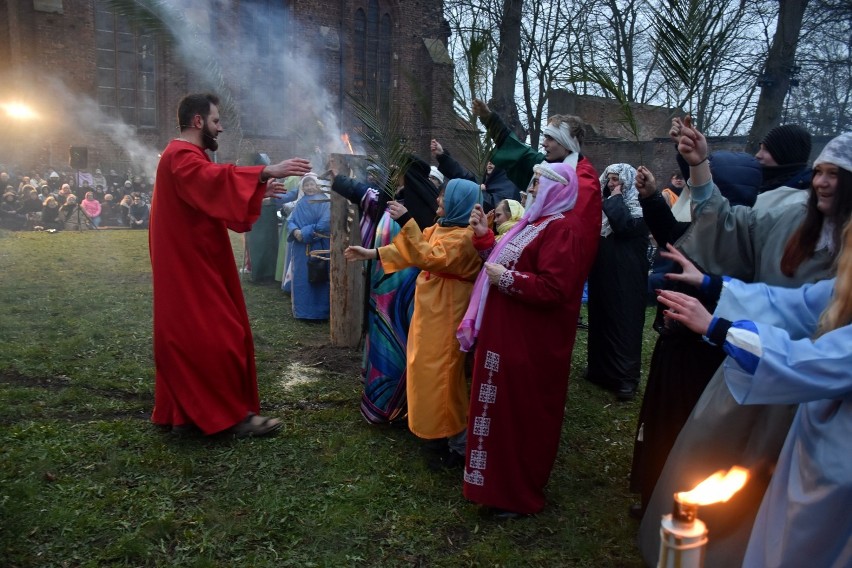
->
<box><xmin>676</xmin><ymin>466</ymin><xmax>749</xmax><ymax>506</ymax></box>
<box><xmin>341</xmin><ymin>133</ymin><xmax>354</xmax><ymax>154</ymax></box>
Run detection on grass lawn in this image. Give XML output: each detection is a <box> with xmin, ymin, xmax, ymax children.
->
<box><xmin>0</xmin><ymin>228</ymin><xmax>655</xmax><ymax>567</ymax></box>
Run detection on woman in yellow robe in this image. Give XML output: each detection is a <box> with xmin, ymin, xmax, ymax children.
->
<box><xmin>346</xmin><ymin>179</ymin><xmax>483</xmax><ymax>465</ymax></box>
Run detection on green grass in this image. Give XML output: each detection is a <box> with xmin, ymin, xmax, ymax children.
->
<box><xmin>0</xmin><ymin>228</ymin><xmax>653</xmax><ymax>567</ymax></box>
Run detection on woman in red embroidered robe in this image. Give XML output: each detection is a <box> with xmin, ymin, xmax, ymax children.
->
<box><xmin>458</xmin><ymin>161</ymin><xmax>600</xmax><ymax>516</ymax></box>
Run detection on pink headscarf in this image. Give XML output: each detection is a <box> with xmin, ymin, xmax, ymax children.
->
<box><xmin>457</xmin><ymin>162</ymin><xmax>579</xmax><ymax>351</ymax></box>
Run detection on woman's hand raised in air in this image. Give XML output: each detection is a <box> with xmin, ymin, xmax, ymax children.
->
<box><xmin>469</xmin><ymin>203</ymin><xmax>489</xmax><ymax>237</ymax></box>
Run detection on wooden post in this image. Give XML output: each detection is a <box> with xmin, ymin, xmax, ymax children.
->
<box><xmin>328</xmin><ymin>155</ymin><xmax>366</xmax><ymax>347</ymax></box>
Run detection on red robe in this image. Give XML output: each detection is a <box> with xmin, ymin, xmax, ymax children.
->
<box><xmin>463</xmin><ymin>176</ymin><xmax>601</xmax><ymax>515</ymax></box>
<box><xmin>149</xmin><ymin>140</ymin><xmax>267</xmax><ymax>434</ymax></box>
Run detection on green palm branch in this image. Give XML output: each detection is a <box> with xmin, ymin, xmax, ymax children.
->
<box><xmin>347</xmin><ymin>94</ymin><xmax>412</xmax><ymax>200</ymax></box>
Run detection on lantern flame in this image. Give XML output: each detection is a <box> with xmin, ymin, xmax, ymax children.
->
<box><xmin>341</xmin><ymin>133</ymin><xmax>354</xmax><ymax>154</ymax></box>
<box><xmin>677</xmin><ymin>466</ymin><xmax>749</xmax><ymax>506</ymax></box>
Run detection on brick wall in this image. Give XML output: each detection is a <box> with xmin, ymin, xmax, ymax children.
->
<box><xmin>0</xmin><ymin>0</ymin><xmax>455</xmax><ymax>179</ymax></box>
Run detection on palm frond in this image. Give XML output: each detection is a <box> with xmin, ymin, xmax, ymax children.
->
<box><xmin>347</xmin><ymin>94</ymin><xmax>412</xmax><ymax>199</ymax></box>
<box><xmin>567</xmin><ymin>67</ymin><xmax>641</xmax><ymax>143</ymax></box>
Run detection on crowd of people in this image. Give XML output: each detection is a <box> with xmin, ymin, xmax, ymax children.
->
<box><xmin>0</xmin><ymin>168</ymin><xmax>152</xmax><ymax>231</ymax></box>
<box><xmin>14</xmin><ymin>89</ymin><xmax>847</xmax><ymax>566</ymax></box>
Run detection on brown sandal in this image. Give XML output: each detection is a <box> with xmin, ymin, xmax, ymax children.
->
<box><xmin>229</xmin><ymin>414</ymin><xmax>283</xmax><ymax>438</ymax></box>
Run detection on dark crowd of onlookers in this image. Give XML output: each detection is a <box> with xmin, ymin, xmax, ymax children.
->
<box><xmin>0</xmin><ymin>167</ymin><xmax>152</xmax><ymax>231</ymax></box>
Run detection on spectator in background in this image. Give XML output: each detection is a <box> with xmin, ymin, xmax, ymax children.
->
<box><xmin>41</xmin><ymin>196</ymin><xmax>62</xmax><ymax>230</ymax></box>
<box><xmin>99</xmin><ymin>193</ymin><xmax>119</xmax><ymax>227</ymax></box>
<box><xmin>661</xmin><ymin>171</ymin><xmax>683</xmax><ymax>207</ymax></box>
<box><xmin>429</xmin><ymin>166</ymin><xmax>444</xmax><ymax>189</ymax></box>
<box><xmin>118</xmin><ymin>195</ymin><xmax>132</xmax><ymax>226</ymax></box>
<box><xmin>431</xmin><ymin>139</ymin><xmax>521</xmax><ymax>212</ymax></box>
<box><xmin>81</xmin><ymin>191</ymin><xmax>102</xmax><ymax>227</ymax></box>
<box><xmin>128</xmin><ymin>194</ymin><xmax>149</xmax><ymax>229</ymax></box>
<box><xmin>0</xmin><ymin>191</ymin><xmax>24</xmax><ymax>230</ymax></box>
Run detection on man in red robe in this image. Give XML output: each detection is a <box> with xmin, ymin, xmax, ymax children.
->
<box><xmin>150</xmin><ymin>93</ymin><xmax>311</xmax><ymax>437</ymax></box>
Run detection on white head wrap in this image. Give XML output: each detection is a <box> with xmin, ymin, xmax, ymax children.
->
<box><xmin>429</xmin><ymin>166</ymin><xmax>445</xmax><ymax>184</ymax></box>
<box><xmin>814</xmin><ymin>132</ymin><xmax>852</xmax><ymax>173</ymax></box>
<box><xmin>542</xmin><ymin>122</ymin><xmax>582</xmax><ymax>169</ymax></box>
<box><xmin>599</xmin><ymin>163</ymin><xmax>644</xmax><ymax>237</ymax></box>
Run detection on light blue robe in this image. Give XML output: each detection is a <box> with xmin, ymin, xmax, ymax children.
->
<box><xmin>716</xmin><ymin>277</ymin><xmax>852</xmax><ymax>568</ymax></box>
<box><xmin>287</xmin><ymin>194</ymin><xmax>330</xmax><ymax>320</ymax></box>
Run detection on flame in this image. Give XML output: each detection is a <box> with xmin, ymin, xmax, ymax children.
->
<box><xmin>677</xmin><ymin>466</ymin><xmax>749</xmax><ymax>506</ymax></box>
<box><xmin>341</xmin><ymin>133</ymin><xmax>354</xmax><ymax>154</ymax></box>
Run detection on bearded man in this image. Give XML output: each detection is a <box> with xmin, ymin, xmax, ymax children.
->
<box><xmin>149</xmin><ymin>93</ymin><xmax>311</xmax><ymax>437</ymax></box>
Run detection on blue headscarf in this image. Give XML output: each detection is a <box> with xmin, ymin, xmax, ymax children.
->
<box><xmin>438</xmin><ymin>179</ymin><xmax>482</xmax><ymax>227</ymax></box>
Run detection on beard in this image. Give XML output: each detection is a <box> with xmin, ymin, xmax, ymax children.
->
<box><xmin>201</xmin><ymin>123</ymin><xmax>219</xmax><ymax>152</ymax></box>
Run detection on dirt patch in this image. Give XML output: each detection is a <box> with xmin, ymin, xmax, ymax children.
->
<box><xmin>289</xmin><ymin>343</ymin><xmax>361</xmax><ymax>376</ymax></box>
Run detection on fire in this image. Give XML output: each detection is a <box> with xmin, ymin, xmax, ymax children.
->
<box><xmin>677</xmin><ymin>466</ymin><xmax>749</xmax><ymax>506</ymax></box>
<box><xmin>341</xmin><ymin>133</ymin><xmax>354</xmax><ymax>154</ymax></box>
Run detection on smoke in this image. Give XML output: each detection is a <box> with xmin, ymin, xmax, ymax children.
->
<box><xmin>50</xmin><ymin>80</ymin><xmax>161</xmax><ymax>177</ymax></box>
<box><xmin>169</xmin><ymin>0</ymin><xmax>361</xmax><ymax>162</ymax></box>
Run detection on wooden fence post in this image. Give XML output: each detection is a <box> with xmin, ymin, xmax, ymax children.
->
<box><xmin>328</xmin><ymin>181</ymin><xmax>365</xmax><ymax>347</ymax></box>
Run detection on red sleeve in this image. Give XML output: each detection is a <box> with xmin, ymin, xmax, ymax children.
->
<box><xmin>168</xmin><ymin>145</ymin><xmax>266</xmax><ymax>225</ymax></box>
<box><xmin>495</xmin><ymin>218</ymin><xmax>587</xmax><ymax>307</ymax></box>
<box><xmin>472</xmin><ymin>230</ymin><xmax>496</xmax><ymax>250</ymax></box>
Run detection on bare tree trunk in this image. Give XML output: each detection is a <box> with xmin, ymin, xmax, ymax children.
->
<box><xmin>490</xmin><ymin>0</ymin><xmax>526</xmax><ymax>138</ymax></box>
<box><xmin>747</xmin><ymin>0</ymin><xmax>810</xmax><ymax>153</ymax></box>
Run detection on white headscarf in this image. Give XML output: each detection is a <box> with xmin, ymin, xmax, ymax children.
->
<box><xmin>599</xmin><ymin>163</ymin><xmax>644</xmax><ymax>237</ymax></box>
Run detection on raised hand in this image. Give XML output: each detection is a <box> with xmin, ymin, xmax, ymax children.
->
<box><xmin>677</xmin><ymin>115</ymin><xmax>709</xmax><ymax>167</ymax></box>
<box><xmin>469</xmin><ymin>203</ymin><xmax>488</xmax><ymax>237</ymax></box>
<box><xmin>655</xmin><ymin>290</ymin><xmax>713</xmax><ymax>335</ymax></box>
<box><xmin>669</xmin><ymin>117</ymin><xmax>683</xmax><ymax>143</ymax></box>
<box><xmin>472</xmin><ymin>99</ymin><xmax>491</xmax><ymax>120</ymax></box>
<box><xmin>660</xmin><ymin>243</ymin><xmax>705</xmax><ymax>287</ymax></box>
<box><xmin>635</xmin><ymin>166</ymin><xmax>657</xmax><ymax>199</ymax></box>
<box><xmin>430</xmin><ymin>139</ymin><xmax>444</xmax><ymax>157</ymax></box>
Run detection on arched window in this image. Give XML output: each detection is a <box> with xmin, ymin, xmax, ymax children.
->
<box><xmin>94</xmin><ymin>1</ymin><xmax>157</xmax><ymax>128</ymax></box>
<box><xmin>354</xmin><ymin>1</ymin><xmax>393</xmax><ymax>108</ymax></box>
